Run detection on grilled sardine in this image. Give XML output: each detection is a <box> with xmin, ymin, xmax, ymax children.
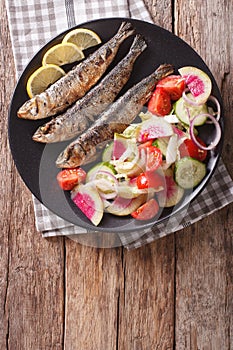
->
<box><xmin>56</xmin><ymin>64</ymin><xmax>174</xmax><ymax>168</ymax></box>
<box><xmin>17</xmin><ymin>22</ymin><xmax>135</xmax><ymax>120</ymax></box>
<box><xmin>32</xmin><ymin>35</ymin><xmax>147</xmax><ymax>143</ymax></box>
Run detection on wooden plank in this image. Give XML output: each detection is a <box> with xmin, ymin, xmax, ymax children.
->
<box><xmin>118</xmin><ymin>236</ymin><xmax>175</xmax><ymax>349</ymax></box>
<box><xmin>174</xmin><ymin>0</ymin><xmax>233</xmax><ymax>348</ymax></box>
<box><xmin>0</xmin><ymin>1</ymin><xmax>65</xmax><ymax>349</ymax></box>
<box><xmin>64</xmin><ymin>240</ymin><xmax>123</xmax><ymax>349</ymax></box>
<box><xmin>0</xmin><ymin>0</ymin><xmax>18</xmax><ymax>347</ymax></box>
<box><xmin>144</xmin><ymin>0</ymin><xmax>173</xmax><ymax>30</ymax></box>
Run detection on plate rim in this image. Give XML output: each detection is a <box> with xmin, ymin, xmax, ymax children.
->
<box><xmin>8</xmin><ymin>17</ymin><xmax>225</xmax><ymax>233</ymax></box>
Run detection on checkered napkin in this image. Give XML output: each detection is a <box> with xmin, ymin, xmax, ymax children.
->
<box><xmin>6</xmin><ymin>0</ymin><xmax>233</xmax><ymax>249</ymax></box>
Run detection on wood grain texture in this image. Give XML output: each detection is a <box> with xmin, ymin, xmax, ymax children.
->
<box><xmin>118</xmin><ymin>236</ymin><xmax>175</xmax><ymax>350</ymax></box>
<box><xmin>143</xmin><ymin>0</ymin><xmax>173</xmax><ymax>30</ymax></box>
<box><xmin>174</xmin><ymin>0</ymin><xmax>233</xmax><ymax>349</ymax></box>
<box><xmin>1</xmin><ymin>0</ymin><xmax>233</xmax><ymax>349</ymax></box>
<box><xmin>64</xmin><ymin>242</ymin><xmax>123</xmax><ymax>349</ymax></box>
<box><xmin>0</xmin><ymin>2</ymin><xmax>65</xmax><ymax>349</ymax></box>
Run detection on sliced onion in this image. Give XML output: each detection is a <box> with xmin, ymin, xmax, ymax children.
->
<box><xmin>190</xmin><ymin>113</ymin><xmax>222</xmax><ymax>150</ymax></box>
<box><xmin>208</xmin><ymin>95</ymin><xmax>221</xmax><ymax>121</ymax></box>
<box><xmin>113</xmin><ymin>142</ymin><xmax>139</xmax><ymax>172</ymax></box>
<box><xmin>93</xmin><ymin>170</ymin><xmax>118</xmax><ymax>199</ymax></box>
<box><xmin>182</xmin><ymin>88</ymin><xmax>204</xmax><ymax>106</ymax></box>
<box><xmin>93</xmin><ymin>179</ymin><xmax>117</xmax><ymax>199</ymax></box>
<box><xmin>94</xmin><ymin>170</ymin><xmax>118</xmax><ymax>186</ymax></box>
<box><xmin>166</xmin><ymin>134</ymin><xmax>178</xmax><ymax>164</ymax></box>
<box><xmin>164</xmin><ymin>114</ymin><xmax>180</xmax><ymax>124</ymax></box>
<box><xmin>118</xmin><ymin>142</ymin><xmax>139</xmax><ymax>163</ymax></box>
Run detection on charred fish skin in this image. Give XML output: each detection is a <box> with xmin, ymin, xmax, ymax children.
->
<box><xmin>56</xmin><ymin>63</ymin><xmax>174</xmax><ymax>168</ymax></box>
<box><xmin>32</xmin><ymin>34</ymin><xmax>147</xmax><ymax>143</ymax></box>
<box><xmin>17</xmin><ymin>22</ymin><xmax>135</xmax><ymax>120</ymax></box>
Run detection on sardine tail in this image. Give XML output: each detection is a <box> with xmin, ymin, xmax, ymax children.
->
<box><xmin>115</xmin><ymin>21</ymin><xmax>135</xmax><ymax>42</ymax></box>
<box><xmin>129</xmin><ymin>34</ymin><xmax>147</xmax><ymax>55</ymax></box>
<box><xmin>154</xmin><ymin>63</ymin><xmax>174</xmax><ymax>78</ymax></box>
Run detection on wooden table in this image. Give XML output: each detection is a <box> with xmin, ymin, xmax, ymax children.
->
<box><xmin>1</xmin><ymin>0</ymin><xmax>232</xmax><ymax>349</ymax></box>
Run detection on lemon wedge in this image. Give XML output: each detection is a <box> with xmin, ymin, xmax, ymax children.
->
<box><xmin>62</xmin><ymin>28</ymin><xmax>102</xmax><ymax>50</ymax></box>
<box><xmin>42</xmin><ymin>42</ymin><xmax>84</xmax><ymax>66</ymax></box>
<box><xmin>26</xmin><ymin>64</ymin><xmax>65</xmax><ymax>98</ymax></box>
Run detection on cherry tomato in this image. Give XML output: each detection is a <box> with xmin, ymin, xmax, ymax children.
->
<box><xmin>146</xmin><ymin>145</ymin><xmax>162</xmax><ymax>171</ymax></box>
<box><xmin>57</xmin><ymin>167</ymin><xmax>86</xmax><ymax>191</ymax></box>
<box><xmin>131</xmin><ymin>198</ymin><xmax>159</xmax><ymax>220</ymax></box>
<box><xmin>157</xmin><ymin>75</ymin><xmax>185</xmax><ymax>100</ymax></box>
<box><xmin>179</xmin><ymin>138</ymin><xmax>207</xmax><ymax>162</ymax></box>
<box><xmin>137</xmin><ymin>171</ymin><xmax>164</xmax><ymax>189</ymax></box>
<box><xmin>148</xmin><ymin>87</ymin><xmax>172</xmax><ymax>116</ymax></box>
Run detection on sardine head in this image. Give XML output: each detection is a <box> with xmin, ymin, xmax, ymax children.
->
<box><xmin>17</xmin><ymin>97</ymin><xmax>39</xmax><ymax>119</ymax></box>
<box><xmin>56</xmin><ymin>142</ymin><xmax>86</xmax><ymax>168</ymax></box>
<box><xmin>32</xmin><ymin>127</ymin><xmax>48</xmax><ymax>143</ymax></box>
<box><xmin>56</xmin><ymin>149</ymin><xmax>77</xmax><ymax>168</ymax></box>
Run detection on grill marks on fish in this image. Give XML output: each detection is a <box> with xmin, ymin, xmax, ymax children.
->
<box><xmin>17</xmin><ymin>21</ymin><xmax>135</xmax><ymax>120</ymax></box>
<box><xmin>56</xmin><ymin>63</ymin><xmax>174</xmax><ymax>168</ymax></box>
<box><xmin>32</xmin><ymin>34</ymin><xmax>147</xmax><ymax>143</ymax></box>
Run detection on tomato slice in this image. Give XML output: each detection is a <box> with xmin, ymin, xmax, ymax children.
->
<box><xmin>131</xmin><ymin>198</ymin><xmax>159</xmax><ymax>220</ymax></box>
<box><xmin>179</xmin><ymin>137</ymin><xmax>207</xmax><ymax>161</ymax></box>
<box><xmin>148</xmin><ymin>87</ymin><xmax>172</xmax><ymax>116</ymax></box>
<box><xmin>138</xmin><ymin>139</ymin><xmax>153</xmax><ymax>150</ymax></box>
<box><xmin>136</xmin><ymin>171</ymin><xmax>164</xmax><ymax>189</ymax></box>
<box><xmin>157</xmin><ymin>75</ymin><xmax>185</xmax><ymax>100</ymax></box>
<box><xmin>57</xmin><ymin>167</ymin><xmax>86</xmax><ymax>191</ymax></box>
<box><xmin>146</xmin><ymin>145</ymin><xmax>162</xmax><ymax>171</ymax></box>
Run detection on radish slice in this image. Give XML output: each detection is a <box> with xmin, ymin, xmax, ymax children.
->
<box><xmin>190</xmin><ymin>113</ymin><xmax>222</xmax><ymax>150</ymax></box>
<box><xmin>106</xmin><ymin>194</ymin><xmax>147</xmax><ymax>216</ymax></box>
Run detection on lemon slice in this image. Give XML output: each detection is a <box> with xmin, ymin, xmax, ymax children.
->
<box><xmin>26</xmin><ymin>64</ymin><xmax>65</xmax><ymax>98</ymax></box>
<box><xmin>62</xmin><ymin>28</ymin><xmax>102</xmax><ymax>50</ymax></box>
<box><xmin>42</xmin><ymin>42</ymin><xmax>84</xmax><ymax>66</ymax></box>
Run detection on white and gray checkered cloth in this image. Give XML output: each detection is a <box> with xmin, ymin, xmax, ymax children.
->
<box><xmin>6</xmin><ymin>0</ymin><xmax>233</xmax><ymax>249</ymax></box>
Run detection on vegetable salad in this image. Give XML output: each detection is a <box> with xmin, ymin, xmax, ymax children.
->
<box><xmin>56</xmin><ymin>66</ymin><xmax>222</xmax><ymax>226</ymax></box>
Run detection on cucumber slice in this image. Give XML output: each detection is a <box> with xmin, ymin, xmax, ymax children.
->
<box><xmin>175</xmin><ymin>157</ymin><xmax>206</xmax><ymax>189</ymax></box>
<box><xmin>86</xmin><ymin>161</ymin><xmax>116</xmax><ymax>182</ymax></box>
<box><xmin>174</xmin><ymin>95</ymin><xmax>208</xmax><ymax>126</ymax></box>
<box><xmin>102</xmin><ymin>142</ymin><xmax>113</xmax><ymax>162</ymax></box>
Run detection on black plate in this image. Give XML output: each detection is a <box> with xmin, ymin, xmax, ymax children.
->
<box><xmin>8</xmin><ymin>18</ymin><xmax>224</xmax><ymax>233</ymax></box>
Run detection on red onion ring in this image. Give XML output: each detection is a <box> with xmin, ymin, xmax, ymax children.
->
<box><xmin>190</xmin><ymin>113</ymin><xmax>222</xmax><ymax>150</ymax></box>
<box><xmin>208</xmin><ymin>95</ymin><xmax>221</xmax><ymax>121</ymax></box>
<box><xmin>182</xmin><ymin>88</ymin><xmax>204</xmax><ymax>106</ymax></box>
<box><xmin>183</xmin><ymin>90</ymin><xmax>221</xmax><ymax>122</ymax></box>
